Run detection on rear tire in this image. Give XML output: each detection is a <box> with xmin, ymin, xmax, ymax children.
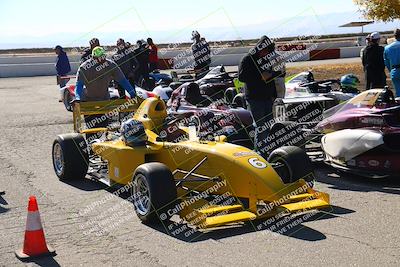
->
<box><xmin>268</xmin><ymin>146</ymin><xmax>314</xmax><ymax>185</ymax></box>
<box><xmin>63</xmin><ymin>90</ymin><xmax>73</xmax><ymax>112</ymax></box>
<box><xmin>52</xmin><ymin>134</ymin><xmax>89</xmax><ymax>181</ymax></box>
<box><xmin>131</xmin><ymin>163</ymin><xmax>177</xmax><ymax>224</ymax></box>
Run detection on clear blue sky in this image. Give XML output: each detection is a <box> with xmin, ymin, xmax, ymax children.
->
<box><xmin>0</xmin><ymin>0</ymin><xmax>360</xmax><ymax>48</ymax></box>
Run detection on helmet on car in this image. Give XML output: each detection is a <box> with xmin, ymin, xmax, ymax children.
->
<box><xmin>340</xmin><ymin>74</ymin><xmax>360</xmax><ymax>90</ymax></box>
<box><xmin>120</xmin><ymin>119</ymin><xmax>147</xmax><ymax>146</ymax></box>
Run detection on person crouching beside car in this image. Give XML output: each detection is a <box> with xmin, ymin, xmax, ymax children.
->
<box><xmin>54</xmin><ymin>45</ymin><xmax>71</xmax><ymax>102</ymax></box>
<box><xmin>238</xmin><ymin>36</ymin><xmax>285</xmax><ymax>156</ymax></box>
<box><xmin>74</xmin><ymin>46</ymin><xmax>137</xmax><ymax>139</ymax></box>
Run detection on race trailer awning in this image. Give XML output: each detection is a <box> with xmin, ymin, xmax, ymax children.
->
<box><xmin>339</xmin><ymin>21</ymin><xmax>374</xmax><ymax>33</ymax></box>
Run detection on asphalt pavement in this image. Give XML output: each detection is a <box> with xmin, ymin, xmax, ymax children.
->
<box><xmin>0</xmin><ymin>75</ymin><xmax>399</xmax><ymax>266</ymax></box>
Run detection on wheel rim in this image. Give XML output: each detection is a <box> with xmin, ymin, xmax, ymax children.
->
<box><xmin>132</xmin><ymin>174</ymin><xmax>151</xmax><ymax>216</ymax></box>
<box><xmin>53</xmin><ymin>143</ymin><xmax>64</xmax><ymax>176</ymax></box>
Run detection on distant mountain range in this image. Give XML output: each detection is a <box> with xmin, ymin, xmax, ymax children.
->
<box><xmin>1</xmin><ymin>11</ymin><xmax>399</xmax><ymax>49</ymax></box>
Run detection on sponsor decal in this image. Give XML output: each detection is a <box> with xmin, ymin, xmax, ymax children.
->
<box><xmin>347</xmin><ymin>159</ymin><xmax>356</xmax><ymax>166</ymax></box>
<box><xmin>358</xmin><ymin>161</ymin><xmax>366</xmax><ymax>168</ymax></box>
<box><xmin>233</xmin><ymin>151</ymin><xmax>257</xmax><ymax>157</ymax></box>
<box><xmin>384</xmin><ymin>160</ymin><xmax>391</xmax><ymax>169</ymax></box>
<box><xmin>368</xmin><ymin>160</ymin><xmax>380</xmax><ymax>167</ymax></box>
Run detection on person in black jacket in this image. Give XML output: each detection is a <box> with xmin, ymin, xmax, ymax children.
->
<box><xmin>80</xmin><ymin>38</ymin><xmax>100</xmax><ymax>63</ymax></box>
<box><xmin>134</xmin><ymin>40</ymin><xmax>151</xmax><ymax>89</ymax></box>
<box><xmin>362</xmin><ymin>32</ymin><xmax>386</xmax><ymax>90</ymax></box>
<box><xmin>191</xmin><ymin>31</ymin><xmax>211</xmax><ymax>79</ymax></box>
<box><xmin>54</xmin><ymin>45</ymin><xmax>71</xmax><ymax>101</ymax></box>
<box><xmin>238</xmin><ymin>35</ymin><xmax>285</xmax><ymax>155</ymax></box>
<box><xmin>111</xmin><ymin>38</ymin><xmax>139</xmax><ymax>97</ymax></box>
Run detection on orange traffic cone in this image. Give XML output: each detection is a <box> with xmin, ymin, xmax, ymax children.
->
<box><xmin>15</xmin><ymin>196</ymin><xmax>56</xmax><ymax>260</ymax></box>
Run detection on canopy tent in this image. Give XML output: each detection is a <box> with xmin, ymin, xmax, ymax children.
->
<box><xmin>339</xmin><ymin>21</ymin><xmax>374</xmax><ymax>33</ymax></box>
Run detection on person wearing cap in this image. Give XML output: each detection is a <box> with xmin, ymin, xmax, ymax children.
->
<box><xmin>362</xmin><ymin>32</ymin><xmax>386</xmax><ymax>90</ymax></box>
<box><xmin>384</xmin><ymin>29</ymin><xmax>400</xmax><ymax>97</ymax></box>
<box><xmin>147</xmin><ymin>38</ymin><xmax>159</xmax><ymax>72</ymax></box>
<box><xmin>75</xmin><ymin>46</ymin><xmax>137</xmax><ymax>137</ymax></box>
<box><xmin>111</xmin><ymin>38</ymin><xmax>139</xmax><ymax>98</ymax></box>
<box><xmin>191</xmin><ymin>31</ymin><xmax>211</xmax><ymax>79</ymax></box>
<box><xmin>80</xmin><ymin>38</ymin><xmax>100</xmax><ymax>63</ymax></box>
<box><xmin>134</xmin><ymin>40</ymin><xmax>151</xmax><ymax>89</ymax></box>
<box><xmin>360</xmin><ymin>34</ymin><xmax>371</xmax><ymax>64</ymax></box>
<box><xmin>75</xmin><ymin>46</ymin><xmax>136</xmax><ymax>102</ymax></box>
<box><xmin>238</xmin><ymin>35</ymin><xmax>285</xmax><ymax>156</ymax></box>
<box><xmin>54</xmin><ymin>45</ymin><xmax>71</xmax><ymax>101</ymax></box>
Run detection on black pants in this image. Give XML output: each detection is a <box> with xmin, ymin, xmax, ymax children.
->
<box><xmin>365</xmin><ymin>70</ymin><xmax>386</xmax><ymax>90</ymax></box>
<box><xmin>149</xmin><ymin>62</ymin><xmax>158</xmax><ymax>72</ymax></box>
<box><xmin>246</xmin><ymin>98</ymin><xmax>274</xmax><ymax>155</ymax></box>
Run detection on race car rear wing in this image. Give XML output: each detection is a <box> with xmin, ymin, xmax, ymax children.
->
<box><xmin>73</xmin><ymin>98</ymin><xmax>143</xmax><ymax>133</ymax></box>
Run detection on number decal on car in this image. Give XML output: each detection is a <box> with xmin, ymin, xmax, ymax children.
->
<box><xmin>248</xmin><ymin>157</ymin><xmax>267</xmax><ymax>169</ymax></box>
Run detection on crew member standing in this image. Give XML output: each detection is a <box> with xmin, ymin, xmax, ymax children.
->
<box><xmin>80</xmin><ymin>38</ymin><xmax>100</xmax><ymax>63</ymax></box>
<box><xmin>112</xmin><ymin>38</ymin><xmax>138</xmax><ymax>98</ymax></box>
<box><xmin>134</xmin><ymin>40</ymin><xmax>151</xmax><ymax>89</ymax></box>
<box><xmin>384</xmin><ymin>29</ymin><xmax>400</xmax><ymax>97</ymax></box>
<box><xmin>191</xmin><ymin>31</ymin><xmax>211</xmax><ymax>79</ymax></box>
<box><xmin>238</xmin><ymin>36</ymin><xmax>285</xmax><ymax>156</ymax></box>
<box><xmin>54</xmin><ymin>45</ymin><xmax>71</xmax><ymax>102</ymax></box>
<box><xmin>362</xmin><ymin>32</ymin><xmax>386</xmax><ymax>90</ymax></box>
<box><xmin>147</xmin><ymin>38</ymin><xmax>159</xmax><ymax>72</ymax></box>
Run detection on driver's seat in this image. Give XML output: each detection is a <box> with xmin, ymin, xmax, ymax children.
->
<box><xmin>185</xmin><ymin>82</ymin><xmax>212</xmax><ymax>107</ymax></box>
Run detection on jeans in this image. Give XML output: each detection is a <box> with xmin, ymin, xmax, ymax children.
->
<box><xmin>391</xmin><ymin>69</ymin><xmax>400</xmax><ymax>97</ymax></box>
<box><xmin>246</xmin><ymin>98</ymin><xmax>274</xmax><ymax>154</ymax></box>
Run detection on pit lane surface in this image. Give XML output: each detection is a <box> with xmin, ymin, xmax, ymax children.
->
<box><xmin>0</xmin><ymin>76</ymin><xmax>399</xmax><ymax>266</ymax></box>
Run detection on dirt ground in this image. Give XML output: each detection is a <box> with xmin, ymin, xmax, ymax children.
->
<box><xmin>287</xmin><ymin>63</ymin><xmax>392</xmax><ymax>92</ymax></box>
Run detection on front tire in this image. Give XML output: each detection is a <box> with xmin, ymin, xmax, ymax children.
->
<box><xmin>131</xmin><ymin>163</ymin><xmax>177</xmax><ymax>224</ymax></box>
<box><xmin>268</xmin><ymin>146</ymin><xmax>314</xmax><ymax>185</ymax></box>
<box><xmin>52</xmin><ymin>134</ymin><xmax>89</xmax><ymax>181</ymax></box>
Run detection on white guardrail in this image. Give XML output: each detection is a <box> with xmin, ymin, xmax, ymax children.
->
<box><xmin>0</xmin><ymin>42</ymin><xmax>363</xmax><ymax>78</ymax></box>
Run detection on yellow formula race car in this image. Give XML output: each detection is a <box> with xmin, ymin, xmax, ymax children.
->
<box><xmin>52</xmin><ymin>97</ymin><xmax>330</xmax><ymax>229</ymax></box>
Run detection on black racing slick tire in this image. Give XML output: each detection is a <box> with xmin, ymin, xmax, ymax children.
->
<box><xmin>268</xmin><ymin>146</ymin><xmax>314</xmax><ymax>185</ymax></box>
<box><xmin>63</xmin><ymin>90</ymin><xmax>73</xmax><ymax>112</ymax></box>
<box><xmin>131</xmin><ymin>163</ymin><xmax>177</xmax><ymax>224</ymax></box>
<box><xmin>52</xmin><ymin>133</ymin><xmax>89</xmax><ymax>181</ymax></box>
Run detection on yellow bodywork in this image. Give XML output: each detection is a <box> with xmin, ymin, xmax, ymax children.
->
<box><xmin>83</xmin><ymin>97</ymin><xmax>330</xmax><ymax>228</ymax></box>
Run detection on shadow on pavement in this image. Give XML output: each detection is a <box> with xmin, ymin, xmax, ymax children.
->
<box><xmin>315</xmin><ymin>166</ymin><xmax>400</xmax><ymax>195</ymax></box>
<box><xmin>142</xmin><ymin>204</ymin><xmax>354</xmax><ymax>243</ymax></box>
<box><xmin>61</xmin><ymin>177</ymin><xmax>108</xmax><ymax>191</ymax></box>
<box><xmin>28</xmin><ymin>256</ymin><xmax>60</xmax><ymax>267</ymax></box>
